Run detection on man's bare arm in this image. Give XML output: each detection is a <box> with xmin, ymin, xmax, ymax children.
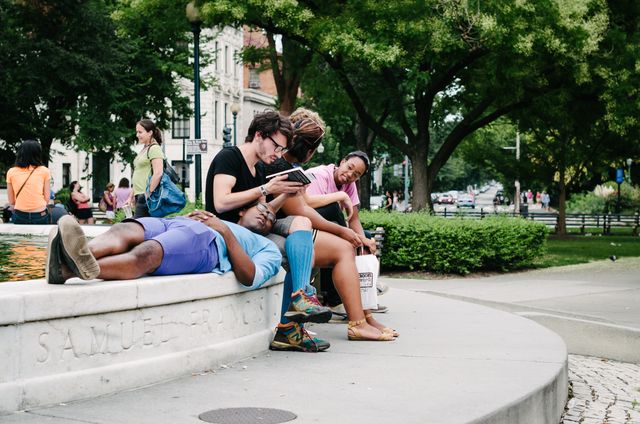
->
<box><xmin>214</xmin><ymin>174</ymin><xmax>303</xmax><ymax>213</ymax></box>
<box><xmin>188</xmin><ymin>210</ymin><xmax>255</xmax><ymax>286</ymax></box>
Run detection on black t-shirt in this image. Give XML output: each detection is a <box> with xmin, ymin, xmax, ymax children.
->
<box><xmin>204</xmin><ymin>146</ymin><xmax>266</xmax><ymax>223</ymax></box>
<box><xmin>262</xmin><ymin>157</ymin><xmax>294</xmax><ymax>176</ymax></box>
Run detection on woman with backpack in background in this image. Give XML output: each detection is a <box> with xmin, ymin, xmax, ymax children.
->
<box><xmin>132</xmin><ymin>119</ymin><xmax>165</xmax><ymax>218</ymax></box>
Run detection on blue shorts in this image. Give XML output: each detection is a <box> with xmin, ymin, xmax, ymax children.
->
<box><xmin>131</xmin><ymin>217</ymin><xmax>219</xmax><ymax>276</ymax></box>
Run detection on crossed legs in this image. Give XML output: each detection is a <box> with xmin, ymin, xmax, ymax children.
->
<box><xmin>60</xmin><ymin>222</ymin><xmax>163</xmax><ymax>281</ymax></box>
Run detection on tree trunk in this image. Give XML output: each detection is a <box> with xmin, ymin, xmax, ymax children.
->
<box><xmin>555</xmin><ymin>136</ymin><xmax>568</xmax><ymax>235</ymax></box>
<box><xmin>279</xmin><ymin>94</ymin><xmax>297</xmax><ymax>116</ymax></box>
<box><xmin>41</xmin><ymin>136</ymin><xmax>53</xmax><ymax>165</ymax></box>
<box><xmin>355</xmin><ymin>115</ymin><xmax>373</xmax><ymax>209</ymax></box>
<box><xmin>267</xmin><ymin>34</ymin><xmax>310</xmax><ymax>116</ymax></box>
<box><xmin>411</xmin><ymin>148</ymin><xmax>429</xmax><ymax>212</ymax></box>
<box><xmin>557</xmin><ymin>167</ymin><xmax>567</xmax><ymax>235</ymax></box>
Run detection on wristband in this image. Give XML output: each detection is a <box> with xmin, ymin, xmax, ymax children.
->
<box><xmin>259</xmin><ymin>185</ymin><xmax>268</xmax><ymax>196</ymax></box>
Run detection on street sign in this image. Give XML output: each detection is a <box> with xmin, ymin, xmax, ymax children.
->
<box><xmin>616</xmin><ymin>168</ymin><xmax>624</xmax><ymax>184</ymax></box>
<box><xmin>186</xmin><ymin>139</ymin><xmax>207</xmax><ymax>155</ymax></box>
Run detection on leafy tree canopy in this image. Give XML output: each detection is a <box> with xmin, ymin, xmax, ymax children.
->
<box><xmin>199</xmin><ymin>0</ymin><xmax>610</xmax><ymax>210</ymax></box>
<box><xmin>0</xmin><ymin>0</ymin><xmax>194</xmax><ymax>174</ymax></box>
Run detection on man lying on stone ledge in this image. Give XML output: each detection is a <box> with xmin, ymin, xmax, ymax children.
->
<box><xmin>45</xmin><ymin>205</ymin><xmax>281</xmax><ymax>289</ymax></box>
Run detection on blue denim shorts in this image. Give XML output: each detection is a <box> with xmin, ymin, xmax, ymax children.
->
<box><xmin>131</xmin><ymin>217</ymin><xmax>219</xmax><ymax>276</ymax></box>
<box><xmin>11</xmin><ymin>208</ymin><xmax>51</xmax><ymax>225</ymax></box>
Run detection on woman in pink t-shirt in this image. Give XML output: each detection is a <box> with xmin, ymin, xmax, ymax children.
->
<box><xmin>305</xmin><ymin>151</ymin><xmax>374</xmax><ymax>251</ymax></box>
<box><xmin>114</xmin><ymin>177</ymin><xmax>134</xmax><ymax>217</ymax></box>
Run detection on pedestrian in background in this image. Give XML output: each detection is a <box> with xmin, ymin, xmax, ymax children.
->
<box><xmin>114</xmin><ymin>177</ymin><xmax>134</xmax><ymax>218</ymax></box>
<box><xmin>5</xmin><ymin>140</ymin><xmax>52</xmax><ymax>224</ymax></box>
<box><xmin>69</xmin><ymin>181</ymin><xmax>94</xmax><ymax>224</ymax></box>
<box><xmin>102</xmin><ymin>182</ymin><xmax>116</xmax><ymax>224</ymax></box>
<box><xmin>541</xmin><ymin>191</ymin><xmax>551</xmax><ymax>211</ymax></box>
<box><xmin>384</xmin><ymin>190</ymin><xmax>392</xmax><ymax>212</ymax></box>
<box><xmin>132</xmin><ymin>119</ymin><xmax>164</xmax><ymax>218</ymax></box>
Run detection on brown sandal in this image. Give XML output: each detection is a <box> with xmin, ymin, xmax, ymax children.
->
<box><xmin>348</xmin><ymin>319</ymin><xmax>394</xmax><ymax>341</ymax></box>
<box><xmin>365</xmin><ymin>313</ymin><xmax>399</xmax><ymax>338</ymax></box>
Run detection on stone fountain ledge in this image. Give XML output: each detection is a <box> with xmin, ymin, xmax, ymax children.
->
<box><xmin>1</xmin><ymin>223</ymin><xmax>284</xmax><ymax>413</ymax></box>
<box><xmin>1</xmin><ymin>223</ymin><xmax>569</xmax><ymax>423</ymax></box>
<box><xmin>0</xmin><ymin>223</ymin><xmax>109</xmax><ymax>238</ymax></box>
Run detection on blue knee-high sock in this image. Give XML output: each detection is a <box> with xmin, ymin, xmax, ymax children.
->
<box><xmin>285</xmin><ymin>230</ymin><xmax>314</xmax><ymax>293</ymax></box>
<box><xmin>280</xmin><ymin>272</ymin><xmax>294</xmax><ymax>324</ymax></box>
<box><xmin>279</xmin><ymin>230</ymin><xmax>313</xmax><ymax>324</ymax></box>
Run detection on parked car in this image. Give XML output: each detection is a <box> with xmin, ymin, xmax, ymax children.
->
<box><xmin>457</xmin><ymin>194</ymin><xmax>476</xmax><ymax>209</ymax></box>
<box><xmin>493</xmin><ymin>190</ymin><xmax>510</xmax><ymax>206</ymax></box>
<box><xmin>438</xmin><ymin>193</ymin><xmax>455</xmax><ymax>204</ymax></box>
<box><xmin>447</xmin><ymin>190</ymin><xmax>459</xmax><ymax>201</ymax></box>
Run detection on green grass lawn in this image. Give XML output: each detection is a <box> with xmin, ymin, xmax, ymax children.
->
<box><xmin>533</xmin><ymin>234</ymin><xmax>640</xmax><ymax>268</ymax></box>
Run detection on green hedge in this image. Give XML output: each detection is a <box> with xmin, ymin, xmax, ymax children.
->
<box><xmin>360</xmin><ymin>211</ymin><xmax>548</xmax><ymax>274</ymax></box>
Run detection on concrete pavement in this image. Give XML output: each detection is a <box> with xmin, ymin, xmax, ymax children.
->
<box><xmin>380</xmin><ymin>257</ymin><xmax>640</xmax><ymax>362</ymax></box>
<box><xmin>0</xmin><ymin>285</ymin><xmax>568</xmax><ymax>424</ymax></box>
<box><xmin>5</xmin><ymin>255</ymin><xmax>637</xmax><ymax>423</ymax></box>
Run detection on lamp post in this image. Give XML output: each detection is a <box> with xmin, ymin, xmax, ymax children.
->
<box><xmin>501</xmin><ymin>131</ymin><xmax>521</xmax><ymax>214</ymax></box>
<box><xmin>172</xmin><ymin>115</ymin><xmax>190</xmax><ymax>192</ymax></box>
<box><xmin>627</xmin><ymin>158</ymin><xmax>633</xmax><ymax>184</ymax></box>
<box><xmin>186</xmin><ymin>1</ymin><xmax>202</xmax><ymax>204</ymax></box>
<box><xmin>230</xmin><ymin>101</ymin><xmax>240</xmax><ymax>146</ymax></box>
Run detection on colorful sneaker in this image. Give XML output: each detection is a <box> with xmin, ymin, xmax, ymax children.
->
<box><xmin>269</xmin><ymin>322</ymin><xmax>330</xmax><ymax>352</ymax></box>
<box><xmin>284</xmin><ymin>289</ymin><xmax>332</xmax><ymax>323</ymax></box>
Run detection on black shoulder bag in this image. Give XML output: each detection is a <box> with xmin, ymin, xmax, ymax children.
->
<box><xmin>146</xmin><ymin>144</ymin><xmax>181</xmax><ymax>184</ymax></box>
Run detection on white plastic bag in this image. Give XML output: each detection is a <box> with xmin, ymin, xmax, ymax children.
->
<box><xmin>355</xmin><ymin>253</ymin><xmax>379</xmax><ymax>310</ymax></box>
<box><xmin>122</xmin><ymin>204</ymin><xmax>133</xmax><ymax>219</ymax></box>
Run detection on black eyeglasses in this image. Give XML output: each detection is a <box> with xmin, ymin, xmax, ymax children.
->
<box><xmin>266</xmin><ymin>135</ymin><xmax>288</xmax><ymax>153</ymax></box>
<box><xmin>256</xmin><ymin>202</ymin><xmax>277</xmax><ymax>224</ymax></box>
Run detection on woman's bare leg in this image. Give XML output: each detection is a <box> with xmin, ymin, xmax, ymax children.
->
<box><xmin>313</xmin><ymin>231</ymin><xmax>393</xmax><ymax>341</ymax></box>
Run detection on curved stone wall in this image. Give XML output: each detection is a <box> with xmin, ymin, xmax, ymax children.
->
<box><xmin>0</xmin><ymin>270</ymin><xmax>284</xmax><ymax>413</ymax></box>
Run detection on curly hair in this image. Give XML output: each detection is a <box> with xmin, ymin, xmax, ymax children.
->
<box><xmin>287</xmin><ymin>108</ymin><xmax>326</xmax><ymax>163</ymax></box>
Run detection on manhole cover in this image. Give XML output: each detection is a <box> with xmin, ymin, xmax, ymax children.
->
<box><xmin>198</xmin><ymin>407</ymin><xmax>297</xmax><ymax>424</ymax></box>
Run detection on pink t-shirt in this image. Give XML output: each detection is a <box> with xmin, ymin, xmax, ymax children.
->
<box><xmin>306</xmin><ymin>164</ymin><xmax>360</xmax><ymax>207</ymax></box>
<box><xmin>114</xmin><ymin>187</ymin><xmax>133</xmax><ymax>208</ymax></box>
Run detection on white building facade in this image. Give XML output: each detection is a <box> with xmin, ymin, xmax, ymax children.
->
<box><xmin>47</xmin><ymin>26</ymin><xmax>276</xmax><ymax>204</ymax></box>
